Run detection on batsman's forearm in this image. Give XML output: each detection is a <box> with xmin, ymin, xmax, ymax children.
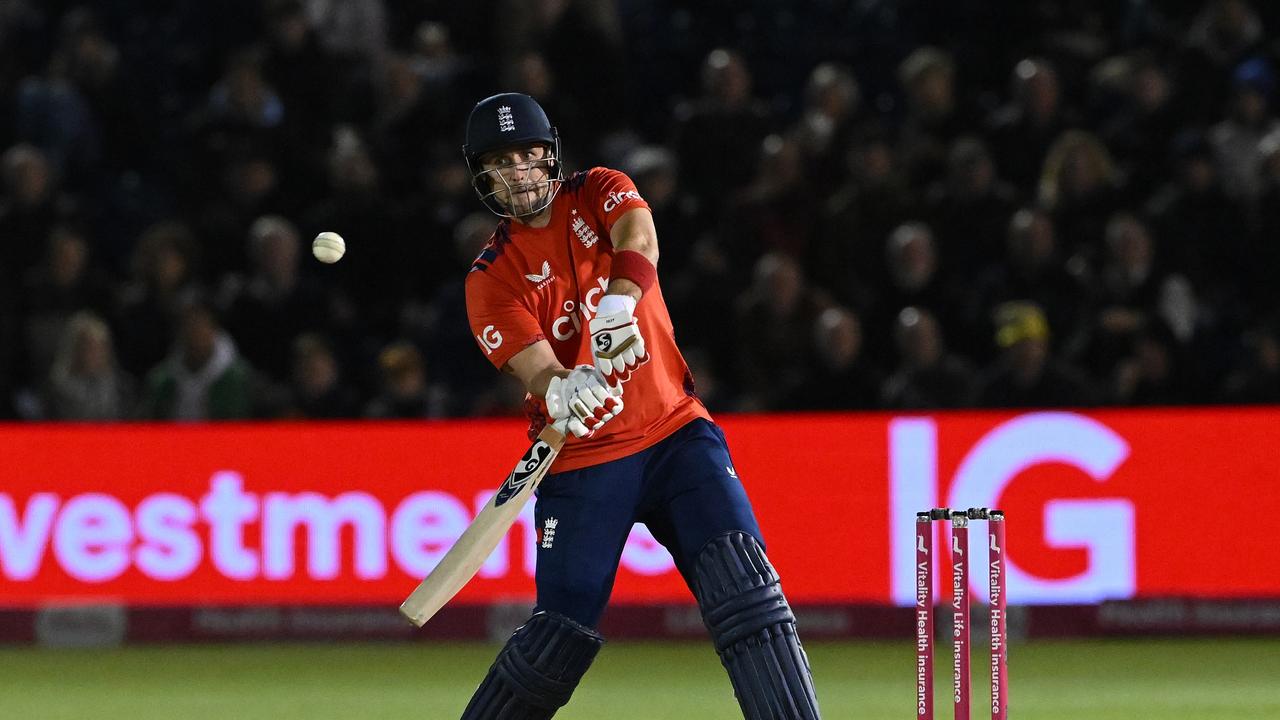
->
<box><xmin>610</xmin><ymin>208</ymin><xmax>659</xmax><ymax>265</ymax></box>
<box><xmin>502</xmin><ymin>340</ymin><xmax>570</xmax><ymax>398</ymax></box>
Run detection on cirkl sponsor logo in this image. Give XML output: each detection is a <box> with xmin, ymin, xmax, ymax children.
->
<box><xmin>551</xmin><ymin>277</ymin><xmax>609</xmax><ymax>342</ymax></box>
<box><xmin>603</xmin><ymin>190</ymin><xmax>642</xmax><ymax>212</ymax></box>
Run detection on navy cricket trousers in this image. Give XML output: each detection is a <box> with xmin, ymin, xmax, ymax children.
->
<box><xmin>532</xmin><ymin>418</ymin><xmax>763</xmax><ymax>628</ymax></box>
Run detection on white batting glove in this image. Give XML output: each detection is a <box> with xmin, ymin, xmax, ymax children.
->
<box><xmin>588</xmin><ymin>294</ymin><xmax>648</xmax><ymax>381</ymax></box>
<box><xmin>544</xmin><ymin>365</ymin><xmax>624</xmax><ymax>438</ymax></box>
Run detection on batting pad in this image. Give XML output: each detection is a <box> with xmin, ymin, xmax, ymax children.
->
<box><xmin>694</xmin><ymin>532</ymin><xmax>822</xmax><ymax>720</ymax></box>
<box><xmin>460</xmin><ymin>611</ymin><xmax>604</xmax><ymax>719</ymax></box>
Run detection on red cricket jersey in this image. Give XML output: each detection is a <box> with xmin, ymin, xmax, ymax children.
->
<box><xmin>465</xmin><ymin>167</ymin><xmax>710</xmax><ymax>471</ymax></box>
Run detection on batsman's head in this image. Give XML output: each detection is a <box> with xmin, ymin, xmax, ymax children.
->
<box><xmin>463</xmin><ymin>92</ymin><xmax>562</xmax><ymax>220</ymax></box>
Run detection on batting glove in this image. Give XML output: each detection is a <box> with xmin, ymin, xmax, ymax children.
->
<box><xmin>588</xmin><ymin>295</ymin><xmax>648</xmax><ymax>381</ymax></box>
<box><xmin>544</xmin><ymin>365</ymin><xmax>624</xmax><ymax>438</ymax></box>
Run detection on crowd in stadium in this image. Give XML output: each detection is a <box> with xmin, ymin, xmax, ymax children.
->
<box><xmin>1</xmin><ymin>0</ymin><xmax>1278</xmax><ymax>421</ymax></box>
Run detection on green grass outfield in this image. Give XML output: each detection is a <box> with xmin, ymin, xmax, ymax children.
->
<box><xmin>2</xmin><ymin>638</ymin><xmax>1278</xmax><ymax>719</ymax></box>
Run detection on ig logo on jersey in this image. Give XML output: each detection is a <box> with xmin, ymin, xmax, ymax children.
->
<box><xmin>476</xmin><ymin>325</ymin><xmax>503</xmax><ymax>355</ymax></box>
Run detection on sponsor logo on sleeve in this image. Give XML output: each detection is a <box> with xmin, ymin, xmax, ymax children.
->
<box><xmin>475</xmin><ymin>325</ymin><xmax>503</xmax><ymax>355</ymax></box>
<box><xmin>603</xmin><ymin>190</ymin><xmax>642</xmax><ymax>212</ymax></box>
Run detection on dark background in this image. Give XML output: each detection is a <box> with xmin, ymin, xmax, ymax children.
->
<box><xmin>2</xmin><ymin>0</ymin><xmax>1277</xmax><ymax>422</ymax></box>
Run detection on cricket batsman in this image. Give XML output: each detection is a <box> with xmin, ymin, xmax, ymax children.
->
<box><xmin>458</xmin><ymin>92</ymin><xmax>821</xmax><ymax>719</ymax></box>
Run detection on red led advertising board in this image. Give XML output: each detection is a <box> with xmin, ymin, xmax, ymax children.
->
<box><xmin>1</xmin><ymin>408</ymin><xmax>1277</xmax><ymax>608</ymax></box>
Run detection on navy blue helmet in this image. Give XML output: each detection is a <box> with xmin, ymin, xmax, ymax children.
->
<box><xmin>463</xmin><ymin>93</ymin><xmax>563</xmax><ymax>218</ymax></box>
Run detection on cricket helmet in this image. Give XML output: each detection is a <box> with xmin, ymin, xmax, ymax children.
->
<box><xmin>463</xmin><ymin>93</ymin><xmax>563</xmax><ymax>218</ymax></box>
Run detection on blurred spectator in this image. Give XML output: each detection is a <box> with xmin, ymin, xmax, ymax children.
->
<box><xmin>924</xmin><ymin>136</ymin><xmax>1018</xmax><ymax>277</ymax></box>
<box><xmin>1209</xmin><ymin>58</ymin><xmax>1279</xmax><ymax>204</ymax></box>
<box><xmin>113</xmin><ymin>221</ymin><xmax>203</xmax><ymax>378</ymax></box>
<box><xmin>496</xmin><ymin>0</ymin><xmax>625</xmax><ymax>150</ymax></box>
<box><xmin>281</xmin><ymin>332</ymin><xmax>359</xmax><ymax>418</ymax></box>
<box><xmin>364</xmin><ymin>341</ymin><xmax>446</xmax><ymax>418</ymax></box>
<box><xmin>196</xmin><ymin>151</ymin><xmax>286</xmax><ymax>279</ymax></box>
<box><xmin>1251</xmin><ymin>130</ymin><xmax>1280</xmax><ymax>305</ymax></box>
<box><xmin>1179</xmin><ymin>0</ymin><xmax>1264</xmax><ymax>125</ymax></box>
<box><xmin>1112</xmin><ymin>324</ymin><xmax>1186</xmax><ymax>405</ymax></box>
<box><xmin>304</xmin><ymin>0</ymin><xmax>387</xmax><ymax>69</ymax></box>
<box><xmin>986</xmin><ymin>58</ymin><xmax>1072</xmax><ymax>189</ymax></box>
<box><xmin>897</xmin><ymin>47</ymin><xmax>967</xmax><ymax>192</ymax></box>
<box><xmin>732</xmin><ymin>253</ymin><xmax>826</xmax><ymax>410</ymax></box>
<box><xmin>813</xmin><ymin>126</ymin><xmax>913</xmax><ymax>308</ymax></box>
<box><xmin>1221</xmin><ymin>324</ymin><xmax>1280</xmax><ymax>403</ymax></box>
<box><xmin>138</xmin><ymin>302</ymin><xmax>253</xmax><ymax>420</ymax></box>
<box><xmin>410</xmin><ymin>21</ymin><xmax>468</xmax><ymax>95</ymax></box>
<box><xmin>881</xmin><ymin>307</ymin><xmax>976</xmax><ymax>409</ymax></box>
<box><xmin>865</xmin><ymin>222</ymin><xmax>961</xmax><ymax>366</ymax></box>
<box><xmin>261</xmin><ymin>0</ymin><xmax>335</xmax><ymax>149</ymax></box>
<box><xmin>0</xmin><ymin>144</ymin><xmax>63</xmax><ymax>276</ymax></box>
<box><xmin>1146</xmin><ymin>131</ymin><xmax>1248</xmax><ymax>294</ymax></box>
<box><xmin>974</xmin><ymin>301</ymin><xmax>1097</xmax><ymax>408</ymax></box>
<box><xmin>963</xmin><ymin>208</ymin><xmax>1088</xmax><ymax>363</ymax></box>
<box><xmin>12</xmin><ymin>34</ymin><xmax>100</xmax><ymax>190</ymax></box>
<box><xmin>217</xmin><ymin>215</ymin><xmax>330</xmax><ymax>382</ymax></box>
<box><xmin>793</xmin><ymin>63</ymin><xmax>864</xmax><ymax>196</ymax></box>
<box><xmin>43</xmin><ymin>311</ymin><xmax>134</xmax><ymax>421</ymax></box>
<box><xmin>203</xmin><ymin>48</ymin><xmax>286</xmax><ymax>133</ymax></box>
<box><xmin>883</xmin><ymin>223</ymin><xmax>942</xmax><ymax>307</ymax></box>
<box><xmin>370</xmin><ymin>53</ymin><xmax>435</xmax><ymax>194</ymax></box>
<box><xmin>672</xmin><ymin>48</ymin><xmax>772</xmax><ymax>222</ymax></box>
<box><xmin>1098</xmin><ymin>53</ymin><xmax>1180</xmax><ymax>202</ymax></box>
<box><xmin>47</xmin><ymin>7</ymin><xmax>141</xmax><ymax>174</ymax></box>
<box><xmin>19</xmin><ymin>224</ymin><xmax>113</xmax><ymax>388</ymax></box>
<box><xmin>1038</xmin><ymin>130</ymin><xmax>1121</xmax><ymax>260</ymax></box>
<box><xmin>0</xmin><ymin>2</ymin><xmax>45</xmax><ymax>109</ymax></box>
<box><xmin>1078</xmin><ymin>213</ymin><xmax>1199</xmax><ymax>381</ymax></box>
<box><xmin>721</xmin><ymin>134</ymin><xmax>817</xmax><ymax>268</ymax></box>
<box><xmin>304</xmin><ymin>126</ymin><xmax>409</xmax><ymax>335</ymax></box>
<box><xmin>789</xmin><ymin>307</ymin><xmax>882</xmax><ymax>411</ymax></box>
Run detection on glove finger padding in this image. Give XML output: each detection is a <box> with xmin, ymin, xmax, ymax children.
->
<box><xmin>546</xmin><ymin>366</ymin><xmax>623</xmax><ymax>438</ymax></box>
<box><xmin>566</xmin><ymin>418</ymin><xmax>592</xmax><ymax>438</ymax></box>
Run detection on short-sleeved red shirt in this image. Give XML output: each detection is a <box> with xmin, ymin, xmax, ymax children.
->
<box><xmin>465</xmin><ymin>167</ymin><xmax>710</xmax><ymax>471</ymax></box>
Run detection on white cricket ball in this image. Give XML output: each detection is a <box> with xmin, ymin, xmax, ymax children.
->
<box><xmin>312</xmin><ymin>231</ymin><xmax>346</xmax><ymax>263</ymax></box>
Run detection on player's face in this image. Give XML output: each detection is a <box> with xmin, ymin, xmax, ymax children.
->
<box><xmin>480</xmin><ymin>145</ymin><xmax>553</xmax><ymax>217</ymax></box>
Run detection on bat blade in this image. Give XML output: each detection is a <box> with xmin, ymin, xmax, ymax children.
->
<box><xmin>399</xmin><ymin>423</ymin><xmax>566</xmax><ymax>627</ymax></box>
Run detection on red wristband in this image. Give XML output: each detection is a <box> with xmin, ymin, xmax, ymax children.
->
<box><xmin>610</xmin><ymin>250</ymin><xmax>657</xmax><ymax>294</ymax></box>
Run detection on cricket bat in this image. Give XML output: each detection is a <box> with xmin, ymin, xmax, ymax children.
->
<box><xmin>399</xmin><ymin>421</ymin><xmax>567</xmax><ymax>627</ymax></box>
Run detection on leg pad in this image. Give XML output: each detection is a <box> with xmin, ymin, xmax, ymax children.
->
<box><xmin>694</xmin><ymin>532</ymin><xmax>821</xmax><ymax>720</ymax></box>
<box><xmin>460</xmin><ymin>611</ymin><xmax>604</xmax><ymax>719</ymax></box>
